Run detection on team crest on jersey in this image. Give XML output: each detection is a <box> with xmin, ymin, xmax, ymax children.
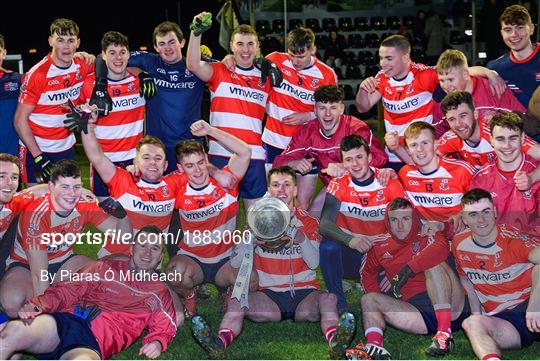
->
<box><xmin>523</xmin><ymin>189</ymin><xmax>532</xmax><ymax>200</ymax></box>
<box><xmin>487</xmin><ymin>153</ymin><xmax>495</xmax><ymax>163</ymax></box>
<box><xmin>211</xmin><ymin>189</ymin><xmax>220</xmax><ymax>200</ymax></box>
<box><xmin>282</xmin><ymin>68</ymin><xmax>292</xmax><ymax>77</ymax></box>
<box><xmin>375</xmin><ymin>189</ymin><xmax>385</xmax><ymax>202</ymax></box>
<box><xmin>185</xmin><ymin>68</ymin><xmax>193</xmax><ymax>77</ymax></box>
<box><xmin>28</xmin><ymin>223</ymin><xmax>40</xmax><ymax>237</ymax></box>
<box><xmin>493</xmin><ymin>252</ymin><xmax>502</xmax><ymax>267</ymax></box>
<box><xmin>3</xmin><ymin>81</ymin><xmax>19</xmax><ymax>92</ymax></box>
<box><xmin>406</xmin><ymin>84</ymin><xmax>415</xmax><ymax>94</ymax></box>
<box><xmin>411</xmin><ymin>240</ymin><xmax>420</xmax><ymax>254</ymax></box>
<box><xmin>311</xmin><ymin>78</ymin><xmax>319</xmax><ymax>88</ymax></box>
<box><xmin>184</xmin><ymin>199</ymin><xmax>192</xmax><ymax>205</ymax></box>
<box><xmin>162</xmin><ymin>185</ymin><xmax>170</xmax><ymax>197</ymax></box>
<box><xmin>384</xmin><ymin>87</ymin><xmax>393</xmax><ymax>95</ymax></box>
<box><xmin>127</xmin><ymin>82</ymin><xmax>135</xmax><ymax>93</ymax></box>
<box><xmin>230</xmin><ymin>73</ymin><xmax>239</xmax><ymax>80</ymax></box>
<box><xmin>75</xmin><ymin>69</ymin><xmax>82</xmax><ymax>81</ymax></box>
<box><xmin>439</xmin><ymin>179</ymin><xmax>450</xmax><ymax>191</ymax></box>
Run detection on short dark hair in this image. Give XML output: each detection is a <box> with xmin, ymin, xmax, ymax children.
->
<box><xmin>268</xmin><ymin>166</ymin><xmax>297</xmax><ymax>185</ymax></box>
<box><xmin>50</xmin><ymin>159</ymin><xmax>81</xmax><ymax>184</ymax></box>
<box><xmin>500</xmin><ymin>4</ymin><xmax>532</xmax><ymax>26</ymax></box>
<box><xmin>388</xmin><ymin>197</ymin><xmax>413</xmax><ymax>211</ymax></box>
<box><xmin>340</xmin><ymin>134</ymin><xmax>370</xmax><ymax>156</ymax></box>
<box><xmin>0</xmin><ymin>34</ymin><xmax>5</xmax><ymax>49</ymax></box>
<box><xmin>137</xmin><ymin>135</ymin><xmax>166</xmax><ymax>154</ymax></box>
<box><xmin>0</xmin><ymin>153</ymin><xmax>20</xmax><ymax>171</ymax></box>
<box><xmin>101</xmin><ymin>31</ymin><xmax>129</xmax><ymax>52</ymax></box>
<box><xmin>461</xmin><ymin>188</ymin><xmax>493</xmax><ymax>207</ymax></box>
<box><xmin>50</xmin><ymin>18</ymin><xmax>79</xmax><ymax>37</ymax></box>
<box><xmin>489</xmin><ymin>111</ymin><xmax>524</xmax><ymax>134</ymax></box>
<box><xmin>314</xmin><ymin>85</ymin><xmax>344</xmax><ymax>103</ymax></box>
<box><xmin>380</xmin><ymin>34</ymin><xmax>410</xmax><ymax>54</ymax></box>
<box><xmin>288</xmin><ymin>27</ymin><xmax>315</xmax><ymax>54</ymax></box>
<box><xmin>153</xmin><ymin>21</ymin><xmax>184</xmax><ymax>45</ymax></box>
<box><xmin>441</xmin><ymin>91</ymin><xmax>475</xmax><ymax>115</ymax></box>
<box><xmin>175</xmin><ymin>140</ymin><xmax>205</xmax><ymax>163</ymax></box>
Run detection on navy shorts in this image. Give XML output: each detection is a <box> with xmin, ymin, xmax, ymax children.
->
<box><xmin>264</xmin><ymin>143</ymin><xmax>284</xmax><ymax>165</ymax></box>
<box><xmin>185</xmin><ymin>254</ymin><xmax>230</xmax><ymax>285</ymax></box>
<box><xmin>20</xmin><ymin>146</ymin><xmax>75</xmax><ymax>184</ymax></box>
<box><xmin>35</xmin><ymin>312</ymin><xmax>101</xmax><ymax>360</ymax></box>
<box><xmin>262</xmin><ymin>288</ymin><xmax>316</xmax><ymax>320</ymax></box>
<box><xmin>7</xmin><ymin>253</ymin><xmax>77</xmax><ymax>280</ymax></box>
<box><xmin>209</xmin><ymin>155</ymin><xmax>267</xmax><ymax>200</ymax></box>
<box><xmin>91</xmin><ymin>159</ymin><xmax>133</xmax><ymax>197</ymax></box>
<box><xmin>493</xmin><ymin>301</ymin><xmax>540</xmax><ymax>348</ymax></box>
<box><xmin>408</xmin><ymin>292</ymin><xmax>471</xmax><ymax>334</ymax></box>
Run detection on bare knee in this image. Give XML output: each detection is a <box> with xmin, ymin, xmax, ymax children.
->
<box><xmin>319</xmin><ymin>292</ymin><xmax>337</xmax><ymax>308</ymax></box>
<box><xmin>60</xmin><ymin>348</ymin><xmax>100</xmax><ymax>360</ymax></box>
<box><xmin>462</xmin><ymin>315</ymin><xmax>488</xmax><ymax>334</ymax></box>
<box><xmin>1</xmin><ymin>292</ymin><xmax>27</xmax><ymax>317</ymax></box>
<box><xmin>360</xmin><ymin>292</ymin><xmax>381</xmax><ymax>311</ymax></box>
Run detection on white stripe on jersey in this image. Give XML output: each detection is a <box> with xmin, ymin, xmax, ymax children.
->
<box><xmin>266</xmin><ymin>101</ymin><xmax>296</xmax><ymax>119</ymax></box>
<box><xmin>45</xmin><ymin>62</ymin><xmax>81</xmax><ymax>78</ymax></box>
<box><xmin>209</xmin><ymin>140</ymin><xmax>265</xmax><ymax>160</ymax></box>
<box><xmin>262</xmin><ymin>127</ymin><xmax>292</xmax><ymax>150</ymax></box>
<box><xmin>117</xmin><ymin>193</ymin><xmax>175</xmax><ymax>216</ymax></box>
<box><xmin>210</xmin><ymin>112</ymin><xmax>262</xmax><ymax>133</ymax></box>
<box><xmin>257</xmin><ymin>269</ymin><xmax>315</xmax><ymax>290</ymax></box>
<box><xmin>29</xmin><ymin>113</ymin><xmax>69</xmax><ymax>128</ymax></box>
<box><xmin>461</xmin><ymin>262</ymin><xmax>533</xmax><ymax>286</ymax></box>
<box><xmin>33</xmin><ymin>135</ymin><xmax>75</xmax><ymax>153</ymax></box>
<box><xmin>271</xmin><ymin>80</ymin><xmax>316</xmax><ymax>106</ymax></box>
<box><xmin>382</xmin><ymin>91</ymin><xmax>433</xmax><ymax>115</ymax></box>
<box><xmin>405</xmin><ymin>191</ymin><xmax>463</xmax><ymax>208</ymax></box>
<box><xmin>95</xmin><ymin>119</ymin><xmax>144</xmax><ymax>140</ymax></box>
<box><xmin>339</xmin><ymin>202</ymin><xmax>386</xmax><ymax>221</ymax></box>
<box><xmin>475</xmin><ymin>288</ymin><xmax>532</xmax><ymax>315</ymax></box>
<box><xmin>104</xmin><ymin>150</ymin><xmax>136</xmax><ymax>162</ymax></box>
<box><xmin>212</xmin><ymin>81</ymin><xmax>268</xmax><ymax>107</ymax></box>
<box><xmin>37</xmin><ymin>83</ymin><xmax>83</xmax><ymax>106</ymax></box>
<box><xmin>109</xmin><ymin>93</ymin><xmax>145</xmax><ymax>112</ymax></box>
<box><xmin>50</xmin><ymin>208</ymin><xmax>81</xmax><ymax>228</ymax></box>
<box><xmin>384</xmin><ymin>116</ymin><xmax>434</xmax><ymax>135</ymax></box>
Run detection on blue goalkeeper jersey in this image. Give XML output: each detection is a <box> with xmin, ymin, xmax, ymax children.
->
<box><xmin>0</xmin><ymin>69</ymin><xmax>21</xmax><ymax>155</ymax></box>
<box><xmin>128</xmin><ymin>52</ymin><xmax>204</xmax><ymax>149</ymax></box>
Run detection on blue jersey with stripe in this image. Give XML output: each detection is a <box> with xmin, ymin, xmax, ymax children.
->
<box><xmin>487</xmin><ymin>43</ymin><xmax>540</xmax><ymax>108</ymax></box>
<box><xmin>0</xmin><ymin>69</ymin><xmax>21</xmax><ymax>155</ymax></box>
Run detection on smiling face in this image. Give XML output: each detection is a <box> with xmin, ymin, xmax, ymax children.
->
<box><xmin>49</xmin><ymin>32</ymin><xmax>79</xmax><ymax>68</ymax></box>
<box><xmin>501</xmin><ymin>21</ymin><xmax>534</xmax><ymax>54</ymax></box>
<box><xmin>462</xmin><ymin>198</ymin><xmax>497</xmax><ymax>240</ymax></box>
<box><xmin>178</xmin><ymin>152</ymin><xmax>210</xmax><ymax>188</ymax></box>
<box><xmin>49</xmin><ymin>176</ymin><xmax>82</xmax><ymax>213</ymax></box>
<box><xmin>379</xmin><ymin>46</ymin><xmax>410</xmax><ymax>79</ymax></box>
<box><xmin>0</xmin><ymin>161</ymin><xmax>19</xmax><ymax>204</ymax></box>
<box><xmin>103</xmin><ymin>44</ymin><xmax>129</xmax><ymax>79</ymax></box>
<box><xmin>135</xmin><ymin>144</ymin><xmax>167</xmax><ymax>183</ymax></box>
<box><xmin>231</xmin><ymin>33</ymin><xmax>258</xmax><ymax>68</ymax></box>
<box><xmin>131</xmin><ymin>231</ymin><xmax>164</xmax><ymax>271</ymax></box>
<box><xmin>154</xmin><ymin>31</ymin><xmax>184</xmax><ymax>64</ymax></box>
<box><xmin>341</xmin><ymin>147</ymin><xmax>372</xmax><ymax>182</ymax></box>
<box><xmin>405</xmin><ymin>129</ymin><xmax>438</xmax><ymax>171</ymax></box>
<box><xmin>490</xmin><ymin>125</ymin><xmax>524</xmax><ymax>169</ymax></box>
<box><xmin>438</xmin><ymin>66</ymin><xmax>470</xmax><ymax>94</ymax></box>
<box><xmin>315</xmin><ymin>101</ymin><xmax>344</xmax><ymax>136</ymax></box>
<box><xmin>444</xmin><ymin>103</ymin><xmax>478</xmax><ymax>141</ymax></box>
<box><xmin>268</xmin><ymin>172</ymin><xmax>297</xmax><ymax>209</ymax></box>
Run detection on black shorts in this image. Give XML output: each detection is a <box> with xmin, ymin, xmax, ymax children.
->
<box><xmin>91</xmin><ymin>159</ymin><xmax>132</xmax><ymax>197</ymax></box>
<box><xmin>493</xmin><ymin>301</ymin><xmax>540</xmax><ymax>348</ymax></box>
<box><xmin>264</xmin><ymin>143</ymin><xmax>284</xmax><ymax>165</ymax></box>
<box><xmin>35</xmin><ymin>312</ymin><xmax>101</xmax><ymax>360</ymax></box>
<box><xmin>408</xmin><ymin>292</ymin><xmax>471</xmax><ymax>334</ymax></box>
<box><xmin>6</xmin><ymin>253</ymin><xmax>77</xmax><ymax>280</ymax></box>
<box><xmin>186</xmin><ymin>254</ymin><xmax>230</xmax><ymax>285</ymax></box>
<box><xmin>21</xmin><ymin>147</ymin><xmax>74</xmax><ymax>184</ymax></box>
<box><xmin>262</xmin><ymin>288</ymin><xmax>316</xmax><ymax>321</ymax></box>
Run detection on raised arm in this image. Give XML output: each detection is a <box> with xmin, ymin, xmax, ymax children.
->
<box><xmin>186</xmin><ymin>12</ymin><xmax>215</xmax><ymax>82</ymax></box>
<box><xmin>355</xmin><ymin>77</ymin><xmax>382</xmax><ymax>113</ymax></box>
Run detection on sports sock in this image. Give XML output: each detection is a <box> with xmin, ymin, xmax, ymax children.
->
<box><xmin>481</xmin><ymin>353</ymin><xmax>501</xmax><ymax>360</ymax></box>
<box><xmin>217</xmin><ymin>328</ymin><xmax>234</xmax><ymax>349</ymax></box>
<box><xmin>365</xmin><ymin>327</ymin><xmax>384</xmax><ymax>347</ymax></box>
<box><xmin>434</xmin><ymin>304</ymin><xmax>452</xmax><ymax>334</ymax></box>
<box><xmin>325</xmin><ymin>325</ymin><xmax>337</xmax><ymax>345</ymax></box>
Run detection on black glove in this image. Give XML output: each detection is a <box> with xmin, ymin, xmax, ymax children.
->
<box><xmin>98</xmin><ymin>197</ymin><xmax>127</xmax><ymax>219</ymax></box>
<box><xmin>89</xmin><ymin>56</ymin><xmax>112</xmax><ymax>117</ymax></box>
<box><xmin>138</xmin><ymin>71</ymin><xmax>156</xmax><ymax>100</ymax></box>
<box><xmin>190</xmin><ymin>13</ymin><xmax>212</xmax><ymax>36</ymax></box>
<box><xmin>64</xmin><ymin>99</ymin><xmax>91</xmax><ymax>134</ymax></box>
<box><xmin>391</xmin><ymin>265</ymin><xmax>414</xmax><ymax>299</ymax></box>
<box><xmin>33</xmin><ymin>154</ymin><xmax>54</xmax><ymax>183</ymax></box>
<box><xmin>254</xmin><ymin>57</ymin><xmax>283</xmax><ymax>87</ymax></box>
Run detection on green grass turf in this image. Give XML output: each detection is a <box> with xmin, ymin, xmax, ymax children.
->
<box><xmin>71</xmin><ymin>146</ymin><xmax>540</xmax><ymax>360</ymax></box>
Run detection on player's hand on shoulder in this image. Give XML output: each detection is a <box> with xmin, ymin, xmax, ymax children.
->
<box><xmin>376</xmin><ymin>168</ymin><xmax>397</xmax><ymax>186</ymax></box>
<box><xmin>221</xmin><ymin>54</ymin><xmax>236</xmax><ymax>71</ymax></box>
<box><xmin>139</xmin><ymin>340</ymin><xmax>163</xmax><ymax>359</ymax></box>
<box><xmin>73</xmin><ymin>51</ymin><xmax>96</xmax><ymax>65</ymax></box>
<box><xmin>486</xmin><ymin>70</ymin><xmax>506</xmax><ymax>99</ymax></box>
<box><xmin>282</xmin><ymin>112</ymin><xmax>311</xmax><ymax>126</ymax></box>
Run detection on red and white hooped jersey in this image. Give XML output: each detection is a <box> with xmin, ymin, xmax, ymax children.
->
<box><xmin>399</xmin><ymin>157</ymin><xmax>475</xmax><ymax>222</ymax></box>
<box><xmin>262</xmin><ymin>52</ymin><xmax>337</xmax><ymax>150</ymax></box>
<box><xmin>100</xmin><ymin>168</ymin><xmax>187</xmax><ymax>256</ymax></box>
<box><xmin>207</xmin><ymin>62</ymin><xmax>271</xmax><ymax>160</ymax></box>
<box><xmin>326</xmin><ymin>168</ymin><xmax>406</xmax><ymax>239</ymax></box>
<box><xmin>376</xmin><ymin>63</ymin><xmax>439</xmax><ymax>162</ymax></box>
<box><xmin>80</xmin><ymin>74</ymin><xmax>145</xmax><ymax>162</ymax></box>
<box><xmin>175</xmin><ymin>171</ymin><xmax>239</xmax><ymax>263</ymax></box>
<box><xmin>0</xmin><ymin>189</ymin><xmax>35</xmax><ymax>239</ymax></box>
<box><xmin>7</xmin><ymin>193</ymin><xmax>109</xmax><ymax>266</ymax></box>
<box><xmin>18</xmin><ymin>54</ymin><xmax>93</xmax><ymax>153</ymax></box>
<box><xmin>437</xmin><ymin>118</ymin><xmax>535</xmax><ymax>170</ymax></box>
<box><xmin>453</xmin><ymin>225</ymin><xmax>539</xmax><ymax>315</ymax></box>
<box><xmin>255</xmin><ymin>208</ymin><xmax>321</xmax><ymax>292</ymax></box>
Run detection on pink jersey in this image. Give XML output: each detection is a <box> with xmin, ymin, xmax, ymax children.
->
<box><xmin>376</xmin><ymin>63</ymin><xmax>439</xmax><ymax>162</ymax></box>
<box><xmin>81</xmin><ymin>74</ymin><xmax>145</xmax><ymax>162</ymax></box>
<box><xmin>399</xmin><ymin>157</ymin><xmax>475</xmax><ymax>222</ymax></box>
<box><xmin>471</xmin><ymin>154</ymin><xmax>540</xmax><ymax>233</ymax></box>
<box><xmin>0</xmin><ymin>189</ymin><xmax>35</xmax><ymax>239</ymax></box>
<box><xmin>175</xmin><ymin>170</ymin><xmax>239</xmax><ymax>263</ymax></box>
<box><xmin>361</xmin><ymin>231</ymin><xmax>449</xmax><ymax>301</ymax></box>
<box><xmin>100</xmin><ymin>168</ymin><xmax>186</xmax><ymax>256</ymax></box>
<box><xmin>437</xmin><ymin>117</ymin><xmax>536</xmax><ymax>169</ymax></box>
<box><xmin>30</xmin><ymin>259</ymin><xmax>177</xmax><ymax>359</ymax></box>
<box><xmin>273</xmin><ymin>115</ymin><xmax>387</xmax><ymax>185</ymax></box>
<box><xmin>207</xmin><ymin>62</ymin><xmax>271</xmax><ymax>160</ymax></box>
<box><xmin>18</xmin><ymin>54</ymin><xmax>93</xmax><ymax>152</ymax></box>
<box><xmin>434</xmin><ymin>76</ymin><xmax>526</xmax><ymax>126</ymax></box>
<box><xmin>262</xmin><ymin>52</ymin><xmax>337</xmax><ymax>150</ymax></box>
<box><xmin>255</xmin><ymin>208</ymin><xmax>321</xmax><ymax>292</ymax></box>
<box><xmin>453</xmin><ymin>225</ymin><xmax>538</xmax><ymax>315</ymax></box>
<box><xmin>326</xmin><ymin>168</ymin><xmax>405</xmax><ymax>239</ymax></box>
<box><xmin>8</xmin><ymin>193</ymin><xmax>109</xmax><ymax>266</ymax></box>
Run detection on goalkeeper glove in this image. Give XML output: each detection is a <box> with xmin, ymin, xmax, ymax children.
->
<box><xmin>254</xmin><ymin>57</ymin><xmax>283</xmax><ymax>87</ymax></box>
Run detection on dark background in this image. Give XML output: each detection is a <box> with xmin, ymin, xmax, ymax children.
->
<box><xmin>2</xmin><ymin>1</ymin><xmax>227</xmax><ymax>71</ymax></box>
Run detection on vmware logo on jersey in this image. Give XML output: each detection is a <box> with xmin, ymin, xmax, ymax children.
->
<box><xmin>132</xmin><ymin>199</ymin><xmax>173</xmax><ymax>213</ymax></box>
<box><xmin>466</xmin><ymin>269</ymin><xmax>511</xmax><ymax>282</ymax></box>
<box><xmin>228</xmin><ymin>86</ymin><xmax>265</xmax><ymax>102</ymax></box>
<box><xmin>412</xmin><ymin>193</ymin><xmax>455</xmax><ymax>206</ymax></box>
<box><xmin>184</xmin><ymin>201</ymin><xmax>225</xmax><ymax>221</ymax></box>
<box><xmin>280</xmin><ymin>81</ymin><xmax>314</xmax><ymax>102</ymax></box>
<box><xmin>47</xmin><ymin>87</ymin><xmax>81</xmax><ymax>103</ymax></box>
<box><xmin>382</xmin><ymin>97</ymin><xmax>419</xmax><ymax>112</ymax></box>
